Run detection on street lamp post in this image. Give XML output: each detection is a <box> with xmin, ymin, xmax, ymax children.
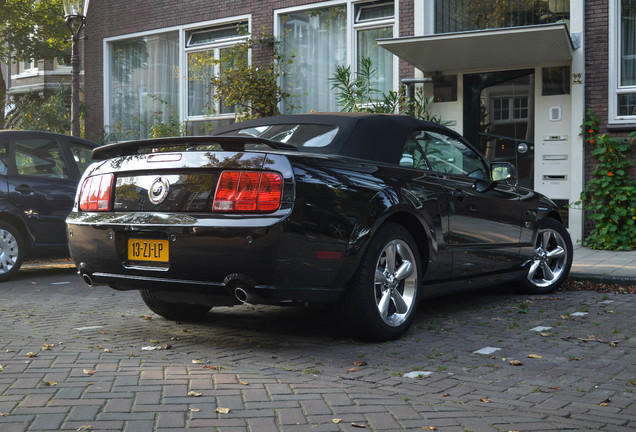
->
<box><xmin>62</xmin><ymin>0</ymin><xmax>90</xmax><ymax>137</ymax></box>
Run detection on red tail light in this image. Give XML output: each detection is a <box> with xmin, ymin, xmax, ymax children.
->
<box><xmin>213</xmin><ymin>171</ymin><xmax>282</xmax><ymax>213</ymax></box>
<box><xmin>79</xmin><ymin>174</ymin><xmax>114</xmax><ymax>211</ymax></box>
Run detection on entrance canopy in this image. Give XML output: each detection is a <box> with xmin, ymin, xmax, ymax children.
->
<box><xmin>378</xmin><ymin>23</ymin><xmax>575</xmax><ymax>74</ymax></box>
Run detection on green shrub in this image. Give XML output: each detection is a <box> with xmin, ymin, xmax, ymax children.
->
<box><xmin>575</xmin><ymin>110</ymin><xmax>636</xmax><ymax>250</ymax></box>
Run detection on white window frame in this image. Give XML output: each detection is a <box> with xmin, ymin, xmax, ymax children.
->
<box><xmin>103</xmin><ymin>16</ymin><xmax>250</xmax><ymax>134</ymax></box>
<box><xmin>274</xmin><ymin>0</ymin><xmax>399</xmax><ymax>98</ymax></box>
<box><xmin>491</xmin><ymin>96</ymin><xmax>529</xmax><ymax>124</ymax></box>
<box><xmin>353</xmin><ymin>1</ymin><xmax>397</xmax><ymax>92</ymax></box>
<box><xmin>15</xmin><ymin>59</ymin><xmax>37</xmax><ymax>77</ymax></box>
<box><xmin>609</xmin><ymin>0</ymin><xmax>636</xmax><ymax>124</ymax></box>
<box><xmin>184</xmin><ymin>17</ymin><xmax>251</xmax><ymax>122</ymax></box>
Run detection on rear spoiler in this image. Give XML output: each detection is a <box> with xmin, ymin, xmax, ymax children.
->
<box><xmin>92</xmin><ymin>135</ymin><xmax>297</xmax><ymax>160</ymax></box>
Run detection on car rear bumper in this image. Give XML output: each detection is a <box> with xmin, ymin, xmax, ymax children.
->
<box><xmin>67</xmin><ymin>212</ymin><xmax>349</xmax><ymax>303</ymax></box>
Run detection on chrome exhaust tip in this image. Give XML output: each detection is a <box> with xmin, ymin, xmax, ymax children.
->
<box><xmin>234</xmin><ymin>286</ymin><xmax>249</xmax><ymax>303</ymax></box>
<box><xmin>81</xmin><ymin>273</ymin><xmax>94</xmax><ymax>287</ymax></box>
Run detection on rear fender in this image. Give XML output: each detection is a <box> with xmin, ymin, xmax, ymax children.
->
<box><xmin>337</xmin><ymin>188</ymin><xmax>433</xmax><ymax>287</ymax></box>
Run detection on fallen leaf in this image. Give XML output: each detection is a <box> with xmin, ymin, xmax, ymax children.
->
<box><xmin>509</xmin><ymin>360</ymin><xmax>523</xmax><ymax>366</ymax></box>
<box><xmin>601</xmin><ymin>398</ymin><xmax>611</xmax><ymax>404</ymax></box>
<box><xmin>83</xmin><ymin>369</ymin><xmax>96</xmax><ymax>375</ymax></box>
<box><xmin>238</xmin><ymin>379</ymin><xmax>248</xmax><ymax>386</ymax></box>
<box><xmin>139</xmin><ymin>315</ymin><xmax>152</xmax><ymax>320</ymax></box>
<box><xmin>42</xmin><ymin>381</ymin><xmax>57</xmax><ymax>386</ymax></box>
<box><xmin>540</xmin><ymin>332</ymin><xmax>550</xmax><ymax>337</ymax></box>
<box><xmin>479</xmin><ymin>398</ymin><xmax>491</xmax><ymax>403</ymax></box>
<box><xmin>189</xmin><ymin>408</ymin><xmax>200</xmax><ymax>412</ymax></box>
<box><xmin>96</xmin><ymin>345</ymin><xmax>103</xmax><ymax>350</ymax></box>
<box><xmin>26</xmin><ymin>352</ymin><xmax>37</xmax><ymax>358</ymax></box>
<box><xmin>202</xmin><ymin>365</ymin><xmax>217</xmax><ymax>370</ymax></box>
<box><xmin>76</xmin><ymin>426</ymin><xmax>92</xmax><ymax>431</ymax></box>
<box><xmin>422</xmin><ymin>428</ymin><xmax>437</xmax><ymax>431</ymax></box>
<box><xmin>347</xmin><ymin>367</ymin><xmax>358</xmax><ymax>372</ymax></box>
<box><xmin>440</xmin><ymin>393</ymin><xmax>449</xmax><ymax>397</ymax></box>
<box><xmin>0</xmin><ymin>413</ymin><xmax>10</xmax><ymax>416</ymax></box>
<box><xmin>149</xmin><ymin>340</ymin><xmax>159</xmax><ymax>344</ymax></box>
<box><xmin>332</xmin><ymin>418</ymin><xmax>342</xmax><ymax>424</ymax></box>
<box><xmin>192</xmin><ymin>359</ymin><xmax>203</xmax><ymax>364</ymax></box>
<box><xmin>187</xmin><ymin>391</ymin><xmax>202</xmax><ymax>397</ymax></box>
<box><xmin>0</xmin><ymin>365</ymin><xmax>3</xmax><ymax>372</ymax></box>
<box><xmin>353</xmin><ymin>360</ymin><xmax>367</xmax><ymax>366</ymax></box>
<box><xmin>6</xmin><ymin>349</ymin><xmax>16</xmax><ymax>353</ymax></box>
<box><xmin>42</xmin><ymin>343</ymin><xmax>55</xmax><ymax>350</ymax></box>
<box><xmin>609</xmin><ymin>342</ymin><xmax>618</xmax><ymax>347</ymax></box>
<box><xmin>549</xmin><ymin>386</ymin><xmax>562</xmax><ymax>390</ymax></box>
<box><xmin>161</xmin><ymin>344</ymin><xmax>172</xmax><ymax>350</ymax></box>
<box><xmin>103</xmin><ymin>349</ymin><xmax>112</xmax><ymax>353</ymax></box>
<box><xmin>215</xmin><ymin>407</ymin><xmax>230</xmax><ymax>414</ymax></box>
<box><xmin>351</xmin><ymin>422</ymin><xmax>366</xmax><ymax>428</ymax></box>
<box><xmin>128</xmin><ymin>352</ymin><xmax>138</xmax><ymax>357</ymax></box>
<box><xmin>527</xmin><ymin>354</ymin><xmax>542</xmax><ymax>359</ymax></box>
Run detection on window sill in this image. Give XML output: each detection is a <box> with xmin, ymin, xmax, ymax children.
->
<box><xmin>606</xmin><ymin>122</ymin><xmax>636</xmax><ymax>131</ymax></box>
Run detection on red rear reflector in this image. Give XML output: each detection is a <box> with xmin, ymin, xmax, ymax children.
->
<box><xmin>213</xmin><ymin>171</ymin><xmax>282</xmax><ymax>213</ymax></box>
<box><xmin>79</xmin><ymin>174</ymin><xmax>114</xmax><ymax>211</ymax></box>
<box><xmin>316</xmin><ymin>251</ymin><xmax>343</xmax><ymax>260</ymax></box>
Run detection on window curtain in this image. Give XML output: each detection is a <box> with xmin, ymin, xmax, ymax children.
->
<box><xmin>109</xmin><ymin>32</ymin><xmax>179</xmax><ymax>140</ymax></box>
<box><xmin>187</xmin><ymin>50</ymin><xmax>215</xmax><ymax>117</ymax></box>
<box><xmin>621</xmin><ymin>0</ymin><xmax>635</xmax><ymax>86</ymax></box>
<box><xmin>280</xmin><ymin>6</ymin><xmax>347</xmax><ymax>113</ymax></box>
<box><xmin>357</xmin><ymin>26</ymin><xmax>394</xmax><ymax>96</ymax></box>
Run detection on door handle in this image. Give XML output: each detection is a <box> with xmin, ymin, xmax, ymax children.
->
<box><xmin>15</xmin><ymin>184</ymin><xmax>34</xmax><ymax>195</ymax></box>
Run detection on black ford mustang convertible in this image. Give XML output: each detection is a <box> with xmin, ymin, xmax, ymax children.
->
<box><xmin>67</xmin><ymin>113</ymin><xmax>572</xmax><ymax>341</ymax></box>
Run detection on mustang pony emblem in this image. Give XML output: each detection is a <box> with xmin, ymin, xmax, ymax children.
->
<box><xmin>148</xmin><ymin>177</ymin><xmax>170</xmax><ymax>204</ymax></box>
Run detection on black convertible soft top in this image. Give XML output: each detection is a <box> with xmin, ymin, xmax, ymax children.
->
<box><xmin>214</xmin><ymin>112</ymin><xmax>461</xmax><ymax>165</ymax></box>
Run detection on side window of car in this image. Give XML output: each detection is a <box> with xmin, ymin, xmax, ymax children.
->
<box><xmin>0</xmin><ymin>144</ymin><xmax>7</xmax><ymax>175</ymax></box>
<box><xmin>417</xmin><ymin>131</ymin><xmax>487</xmax><ymax>179</ymax></box>
<box><xmin>400</xmin><ymin>135</ymin><xmax>430</xmax><ymax>171</ymax></box>
<box><xmin>14</xmin><ymin>138</ymin><xmax>69</xmax><ymax>179</ymax></box>
<box><xmin>69</xmin><ymin>141</ymin><xmax>94</xmax><ymax>175</ymax></box>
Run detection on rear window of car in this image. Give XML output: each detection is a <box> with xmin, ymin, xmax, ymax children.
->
<box><xmin>223</xmin><ymin>124</ymin><xmax>339</xmax><ymax>149</ymax></box>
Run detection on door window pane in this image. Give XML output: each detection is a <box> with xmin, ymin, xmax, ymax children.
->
<box><xmin>416</xmin><ymin>131</ymin><xmax>487</xmax><ymax>178</ymax></box>
<box><xmin>14</xmin><ymin>138</ymin><xmax>68</xmax><ymax>179</ymax></box>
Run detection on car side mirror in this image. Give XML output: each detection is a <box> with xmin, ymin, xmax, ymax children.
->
<box><xmin>491</xmin><ymin>162</ymin><xmax>516</xmax><ymax>182</ymax></box>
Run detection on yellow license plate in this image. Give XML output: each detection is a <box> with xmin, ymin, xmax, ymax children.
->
<box><xmin>128</xmin><ymin>239</ymin><xmax>169</xmax><ymax>262</ymax></box>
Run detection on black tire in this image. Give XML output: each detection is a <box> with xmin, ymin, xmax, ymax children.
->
<box><xmin>340</xmin><ymin>223</ymin><xmax>421</xmax><ymax>341</ymax></box>
<box><xmin>140</xmin><ymin>289</ymin><xmax>211</xmax><ymax>321</ymax></box>
<box><xmin>519</xmin><ymin>218</ymin><xmax>573</xmax><ymax>294</ymax></box>
<box><xmin>0</xmin><ymin>221</ymin><xmax>25</xmax><ymax>282</ymax></box>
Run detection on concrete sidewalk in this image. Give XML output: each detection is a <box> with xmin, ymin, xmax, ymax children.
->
<box><xmin>571</xmin><ymin>245</ymin><xmax>636</xmax><ymax>285</ymax></box>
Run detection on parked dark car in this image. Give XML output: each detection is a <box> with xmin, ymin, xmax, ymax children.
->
<box><xmin>0</xmin><ymin>130</ymin><xmax>98</xmax><ymax>281</ymax></box>
<box><xmin>66</xmin><ymin>114</ymin><xmax>572</xmax><ymax>341</ymax></box>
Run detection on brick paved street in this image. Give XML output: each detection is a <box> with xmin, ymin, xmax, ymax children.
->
<box><xmin>1</xmin><ymin>263</ymin><xmax>634</xmax><ymax>431</ymax></box>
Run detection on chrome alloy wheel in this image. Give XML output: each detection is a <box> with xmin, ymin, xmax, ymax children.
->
<box><xmin>0</xmin><ymin>228</ymin><xmax>19</xmax><ymax>275</ymax></box>
<box><xmin>374</xmin><ymin>239</ymin><xmax>418</xmax><ymax>327</ymax></box>
<box><xmin>527</xmin><ymin>227</ymin><xmax>568</xmax><ymax>288</ymax></box>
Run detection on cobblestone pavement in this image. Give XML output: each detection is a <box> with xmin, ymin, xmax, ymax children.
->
<box><xmin>0</xmin><ymin>264</ymin><xmax>634</xmax><ymax>431</ymax></box>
